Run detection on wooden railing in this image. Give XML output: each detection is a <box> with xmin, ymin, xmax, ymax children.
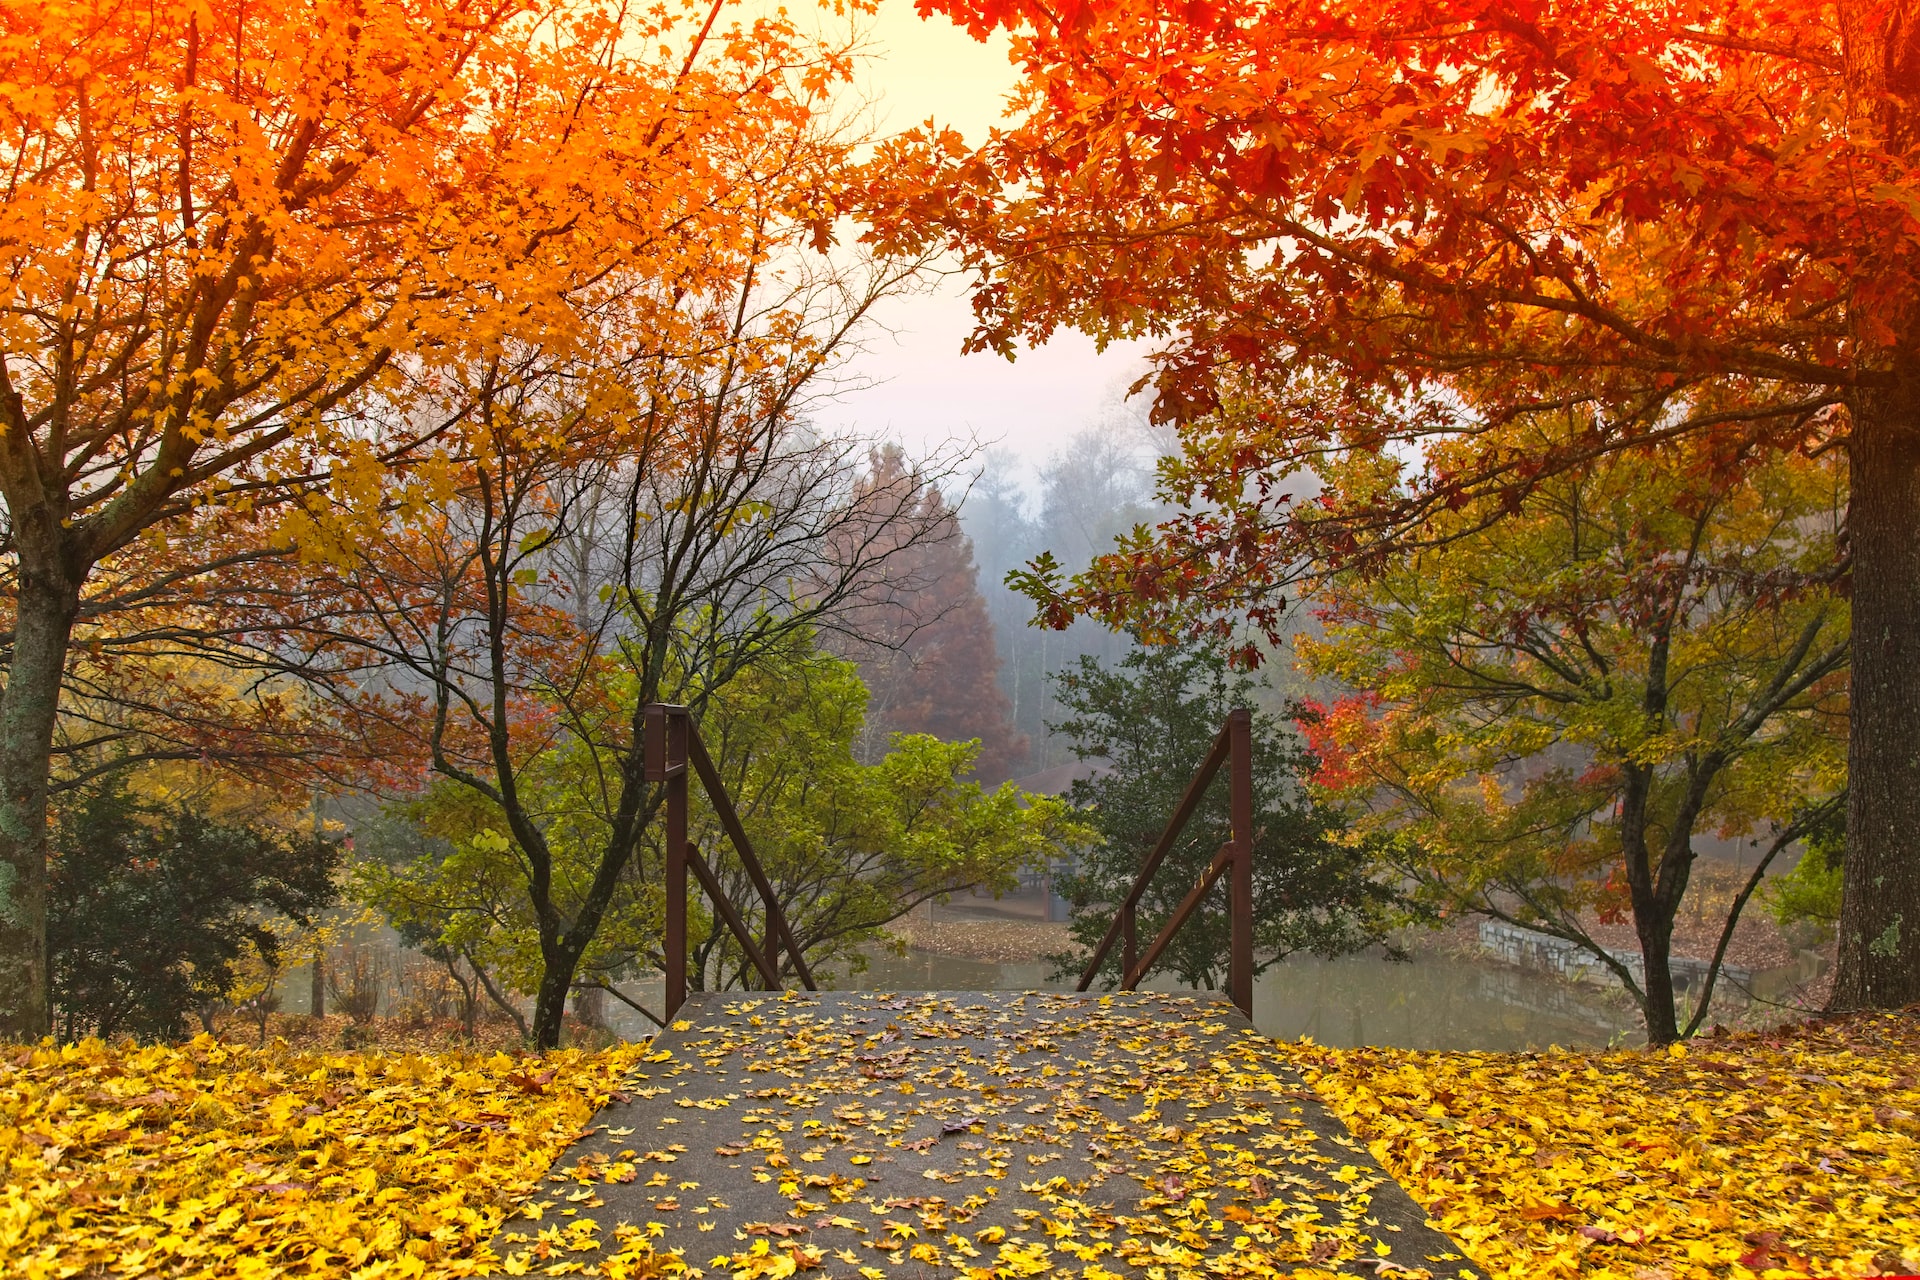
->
<box><xmin>643</xmin><ymin>703</ymin><xmax>818</xmax><ymax>1019</ymax></box>
<box><xmin>1075</xmin><ymin>708</ymin><xmax>1255</xmax><ymax>1017</ymax></box>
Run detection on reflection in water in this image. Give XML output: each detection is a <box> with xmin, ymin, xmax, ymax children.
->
<box><xmin>828</xmin><ymin>947</ymin><xmax>1642</xmax><ymax>1052</ymax></box>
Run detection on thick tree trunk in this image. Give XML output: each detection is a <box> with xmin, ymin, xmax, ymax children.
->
<box><xmin>1623</xmin><ymin>843</ymin><xmax>1685</xmax><ymax>1045</ymax></box>
<box><xmin>1832</xmin><ymin>381</ymin><xmax>1920</xmax><ymax>1009</ymax></box>
<box><xmin>0</xmin><ymin>558</ymin><xmax>81</xmax><ymax>1040</ymax></box>
<box><xmin>1619</xmin><ymin>762</ymin><xmax>1687</xmax><ymax>1044</ymax></box>
<box><xmin>1633</xmin><ymin>902</ymin><xmax>1682</xmax><ymax>1045</ymax></box>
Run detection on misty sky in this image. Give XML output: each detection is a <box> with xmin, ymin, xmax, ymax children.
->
<box><xmin>791</xmin><ymin>0</ymin><xmax>1157</xmax><ymax>498</ymax></box>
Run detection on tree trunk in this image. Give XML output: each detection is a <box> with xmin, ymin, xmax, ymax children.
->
<box><xmin>1618</xmin><ymin>762</ymin><xmax>1686</xmax><ymax>1044</ymax></box>
<box><xmin>1832</xmin><ymin>379</ymin><xmax>1920</xmax><ymax>1009</ymax></box>
<box><xmin>310</xmin><ymin>955</ymin><xmax>326</xmax><ymax>1018</ymax></box>
<box><xmin>532</xmin><ymin>946</ymin><xmax>578</xmax><ymax>1048</ymax></box>
<box><xmin>1633</xmin><ymin>903</ymin><xmax>1682</xmax><ymax>1045</ymax></box>
<box><xmin>0</xmin><ymin>556</ymin><xmax>81</xmax><ymax>1040</ymax></box>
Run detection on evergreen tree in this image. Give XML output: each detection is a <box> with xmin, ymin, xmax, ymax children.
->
<box><xmin>848</xmin><ymin>448</ymin><xmax>1027</xmax><ymax>781</ymax></box>
<box><xmin>48</xmin><ymin>780</ymin><xmax>341</xmax><ymax>1041</ymax></box>
<box><xmin>1052</xmin><ymin>639</ymin><xmax>1407</xmax><ymax>991</ymax></box>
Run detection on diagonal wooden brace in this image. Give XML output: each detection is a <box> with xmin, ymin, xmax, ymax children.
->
<box><xmin>1124</xmin><ymin>841</ymin><xmax>1236</xmax><ymax>990</ymax></box>
<box><xmin>686</xmin><ymin>843</ymin><xmax>783</xmax><ymax>992</ymax></box>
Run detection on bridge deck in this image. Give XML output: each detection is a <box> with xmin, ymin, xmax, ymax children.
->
<box><xmin>499</xmin><ymin>990</ymin><xmax>1470</xmax><ymax>1279</ymax></box>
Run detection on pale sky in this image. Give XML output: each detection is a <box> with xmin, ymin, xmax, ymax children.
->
<box><xmin>777</xmin><ymin>0</ymin><xmax>1156</xmax><ymax>494</ymax></box>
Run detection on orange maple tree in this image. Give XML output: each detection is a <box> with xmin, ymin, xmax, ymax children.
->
<box><xmin>885</xmin><ymin>0</ymin><xmax>1914</xmax><ymax>1010</ymax></box>
<box><xmin>0</xmin><ymin>0</ymin><xmax>850</xmax><ymax>1038</ymax></box>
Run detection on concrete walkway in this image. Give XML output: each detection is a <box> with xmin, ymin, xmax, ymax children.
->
<box><xmin>497</xmin><ymin>991</ymin><xmax>1472</xmax><ymax>1279</ymax></box>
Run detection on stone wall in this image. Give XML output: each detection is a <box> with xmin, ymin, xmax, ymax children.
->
<box><xmin>1476</xmin><ymin>920</ymin><xmax>1753</xmax><ymax>997</ymax></box>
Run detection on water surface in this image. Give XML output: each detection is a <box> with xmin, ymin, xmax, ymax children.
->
<box><xmin>830</xmin><ymin>944</ymin><xmax>1643</xmax><ymax>1052</ymax></box>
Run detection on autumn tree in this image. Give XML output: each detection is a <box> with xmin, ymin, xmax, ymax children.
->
<box><xmin>365</xmin><ymin>627</ymin><xmax>1077</xmax><ymax>1024</ymax></box>
<box><xmin>886</xmin><ymin>0</ymin><xmax>1917</xmax><ymax>1009</ymax></box>
<box><xmin>843</xmin><ymin>447</ymin><xmax>1026</xmax><ymax>780</ymax></box>
<box><xmin>691</xmin><ymin>630</ymin><xmax>1076</xmax><ymax>987</ymax></box>
<box><xmin>46</xmin><ymin>534</ymin><xmax>398</xmax><ymax>798</ymax></box>
<box><xmin>1299</xmin><ymin>428</ymin><xmax>1848</xmax><ymax>1044</ymax></box>
<box><xmin>260</xmin><ymin>149</ymin><xmax>949</xmax><ymax>1044</ymax></box>
<box><xmin>0</xmin><ymin>0</ymin><xmax>818</xmax><ymax>1037</ymax></box>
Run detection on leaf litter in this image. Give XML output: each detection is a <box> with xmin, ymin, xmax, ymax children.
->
<box><xmin>497</xmin><ymin>991</ymin><xmax>1463</xmax><ymax>1280</ymax></box>
<box><xmin>7</xmin><ymin>1001</ymin><xmax>1917</xmax><ymax>1279</ymax></box>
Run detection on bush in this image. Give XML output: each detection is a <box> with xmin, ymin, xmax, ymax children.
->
<box><xmin>327</xmin><ymin>943</ymin><xmax>385</xmax><ymax>1025</ymax></box>
<box><xmin>1764</xmin><ymin>825</ymin><xmax>1844</xmax><ymax>944</ymax></box>
<box><xmin>48</xmin><ymin>780</ymin><xmax>341</xmax><ymax>1041</ymax></box>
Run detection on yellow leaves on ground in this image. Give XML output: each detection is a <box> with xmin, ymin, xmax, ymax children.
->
<box><xmin>1280</xmin><ymin>1013</ymin><xmax>1920</xmax><ymax>1280</ymax></box>
<box><xmin>9</xmin><ymin>1009</ymin><xmax>1918</xmax><ymax>1279</ymax></box>
<box><xmin>1</xmin><ymin>1034</ymin><xmax>650</xmax><ymax>1279</ymax></box>
<box><xmin>552</xmin><ymin>992</ymin><xmax>1444</xmax><ymax>1280</ymax></box>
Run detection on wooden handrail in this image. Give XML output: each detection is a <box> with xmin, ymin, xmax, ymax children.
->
<box><xmin>645</xmin><ymin>703</ymin><xmax>820</xmax><ymax>1018</ymax></box>
<box><xmin>1075</xmin><ymin>708</ymin><xmax>1255</xmax><ymax>1017</ymax></box>
<box><xmin>686</xmin><ymin>845</ymin><xmax>782</xmax><ymax>990</ymax></box>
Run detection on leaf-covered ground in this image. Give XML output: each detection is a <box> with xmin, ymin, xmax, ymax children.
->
<box><xmin>5</xmin><ymin>1009</ymin><xmax>1916</xmax><ymax>1280</ymax></box>
<box><xmin>1277</xmin><ymin>1013</ymin><xmax>1920</xmax><ymax>1280</ymax></box>
<box><xmin>501</xmin><ymin>991</ymin><xmax>1463</xmax><ymax>1280</ymax></box>
<box><xmin>2</xmin><ymin>1034</ymin><xmax>648</xmax><ymax>1279</ymax></box>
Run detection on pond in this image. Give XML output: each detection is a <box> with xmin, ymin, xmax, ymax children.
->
<box><xmin>828</xmin><ymin>944</ymin><xmax>1644</xmax><ymax>1052</ymax></box>
<box><xmin>585</xmin><ymin>885</ymin><xmax>1651</xmax><ymax>1050</ymax></box>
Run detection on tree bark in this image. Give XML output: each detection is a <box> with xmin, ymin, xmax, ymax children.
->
<box><xmin>1620</xmin><ymin>765</ymin><xmax>1685</xmax><ymax>1045</ymax></box>
<box><xmin>0</xmin><ymin>549</ymin><xmax>81</xmax><ymax>1040</ymax></box>
<box><xmin>532</xmin><ymin>940</ymin><xmax>579</xmax><ymax>1048</ymax></box>
<box><xmin>1633</xmin><ymin>909</ymin><xmax>1681</xmax><ymax>1045</ymax></box>
<box><xmin>1832</xmin><ymin>378</ymin><xmax>1920</xmax><ymax>1009</ymax></box>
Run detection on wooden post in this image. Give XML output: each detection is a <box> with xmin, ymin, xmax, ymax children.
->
<box><xmin>648</xmin><ymin>705</ymin><xmax>690</xmax><ymax>1020</ymax></box>
<box><xmin>1227</xmin><ymin>708</ymin><xmax>1254</xmax><ymax>1019</ymax></box>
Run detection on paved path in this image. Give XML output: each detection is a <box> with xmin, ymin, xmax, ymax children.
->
<box><xmin>496</xmin><ymin>991</ymin><xmax>1472</xmax><ymax>1279</ymax></box>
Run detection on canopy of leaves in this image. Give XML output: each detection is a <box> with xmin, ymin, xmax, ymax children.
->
<box><xmin>0</xmin><ymin>0</ymin><xmax>891</xmax><ymax>1042</ymax></box>
<box><xmin>1051</xmin><ymin>639</ymin><xmax>1406</xmax><ymax>990</ymax></box>
<box><xmin>0</xmin><ymin>0</ymin><xmax>847</xmax><ymax>564</ymax></box>
<box><xmin>690</xmin><ymin>632</ymin><xmax>1082</xmax><ymax>986</ymax></box>
<box><xmin>48</xmin><ymin>778</ymin><xmax>340</xmax><ymax>1043</ymax></box>
<box><xmin>874</xmin><ymin>0</ymin><xmax>1876</xmax><ymax>645</ymax></box>
<box><xmin>877</xmin><ymin>0</ymin><xmax>1918</xmax><ymax>1012</ymax></box>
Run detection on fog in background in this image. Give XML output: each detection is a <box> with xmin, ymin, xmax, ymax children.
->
<box><xmin>960</xmin><ymin>403</ymin><xmax>1168</xmax><ymax>776</ymax></box>
<box><xmin>954</xmin><ymin>395</ymin><xmax>1329</xmax><ymax>781</ymax></box>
